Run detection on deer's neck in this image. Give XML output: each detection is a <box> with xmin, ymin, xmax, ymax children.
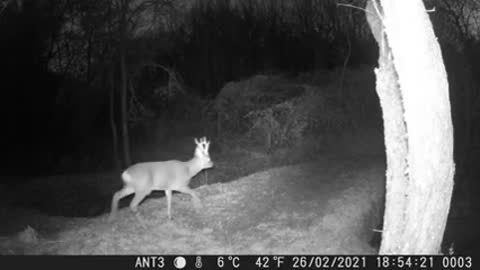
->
<box><xmin>186</xmin><ymin>156</ymin><xmax>204</xmax><ymax>178</ymax></box>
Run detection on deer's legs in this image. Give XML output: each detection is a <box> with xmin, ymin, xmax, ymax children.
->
<box><xmin>109</xmin><ymin>186</ymin><xmax>135</xmax><ymax>220</ymax></box>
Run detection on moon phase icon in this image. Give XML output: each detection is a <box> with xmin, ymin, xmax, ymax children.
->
<box><xmin>174</xmin><ymin>256</ymin><xmax>186</xmax><ymax>269</ymax></box>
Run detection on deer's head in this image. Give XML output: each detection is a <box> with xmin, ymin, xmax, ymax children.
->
<box><xmin>194</xmin><ymin>137</ymin><xmax>213</xmax><ymax>169</ymax></box>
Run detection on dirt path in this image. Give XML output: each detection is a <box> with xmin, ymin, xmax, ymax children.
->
<box><xmin>0</xmin><ymin>156</ymin><xmax>385</xmax><ymax>254</ymax></box>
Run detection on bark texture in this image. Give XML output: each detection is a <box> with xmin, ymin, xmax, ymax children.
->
<box><xmin>366</xmin><ymin>0</ymin><xmax>455</xmax><ymax>254</ymax></box>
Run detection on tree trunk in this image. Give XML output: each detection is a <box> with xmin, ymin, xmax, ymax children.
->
<box><xmin>366</xmin><ymin>0</ymin><xmax>455</xmax><ymax>254</ymax></box>
<box><xmin>119</xmin><ymin>0</ymin><xmax>131</xmax><ymax>166</ymax></box>
<box><xmin>109</xmin><ymin>68</ymin><xmax>120</xmax><ymax>171</ymax></box>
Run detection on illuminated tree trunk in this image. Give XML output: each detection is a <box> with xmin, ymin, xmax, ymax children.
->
<box><xmin>366</xmin><ymin>0</ymin><xmax>455</xmax><ymax>254</ymax></box>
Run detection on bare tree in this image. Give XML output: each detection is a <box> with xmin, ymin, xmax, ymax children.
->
<box><xmin>118</xmin><ymin>0</ymin><xmax>131</xmax><ymax>166</ymax></box>
<box><xmin>366</xmin><ymin>0</ymin><xmax>455</xmax><ymax>254</ymax></box>
<box><xmin>115</xmin><ymin>0</ymin><xmax>175</xmax><ymax>167</ymax></box>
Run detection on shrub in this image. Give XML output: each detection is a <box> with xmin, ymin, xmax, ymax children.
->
<box><xmin>245</xmin><ymin>85</ymin><xmax>352</xmax><ymax>150</ymax></box>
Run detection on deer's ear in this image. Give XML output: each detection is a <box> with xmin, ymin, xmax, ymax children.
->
<box><xmin>194</xmin><ymin>138</ymin><xmax>199</xmax><ymax>144</ymax></box>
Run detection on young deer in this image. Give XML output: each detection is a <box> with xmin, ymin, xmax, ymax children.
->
<box><xmin>109</xmin><ymin>137</ymin><xmax>213</xmax><ymax>220</ymax></box>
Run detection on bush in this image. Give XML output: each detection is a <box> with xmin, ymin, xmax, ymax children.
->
<box><xmin>215</xmin><ymin>74</ymin><xmax>306</xmax><ymax>134</ymax></box>
<box><xmin>245</xmin><ymin>85</ymin><xmax>353</xmax><ymax>150</ymax></box>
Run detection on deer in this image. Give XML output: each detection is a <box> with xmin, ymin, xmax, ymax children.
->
<box><xmin>109</xmin><ymin>137</ymin><xmax>213</xmax><ymax>221</ymax></box>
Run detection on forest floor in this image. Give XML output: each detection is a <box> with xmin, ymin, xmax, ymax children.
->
<box><xmin>0</xmin><ymin>158</ymin><xmax>385</xmax><ymax>254</ymax></box>
<box><xmin>0</xmin><ymin>129</ymin><xmax>477</xmax><ymax>254</ymax></box>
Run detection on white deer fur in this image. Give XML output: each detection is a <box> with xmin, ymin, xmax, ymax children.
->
<box><xmin>110</xmin><ymin>137</ymin><xmax>213</xmax><ymax>220</ymax></box>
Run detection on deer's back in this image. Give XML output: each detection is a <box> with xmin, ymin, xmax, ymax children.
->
<box><xmin>123</xmin><ymin>161</ymin><xmax>191</xmax><ymax>191</ymax></box>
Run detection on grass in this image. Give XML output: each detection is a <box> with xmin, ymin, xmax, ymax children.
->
<box><xmin>0</xmin><ymin>153</ymin><xmax>386</xmax><ymax>254</ymax></box>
